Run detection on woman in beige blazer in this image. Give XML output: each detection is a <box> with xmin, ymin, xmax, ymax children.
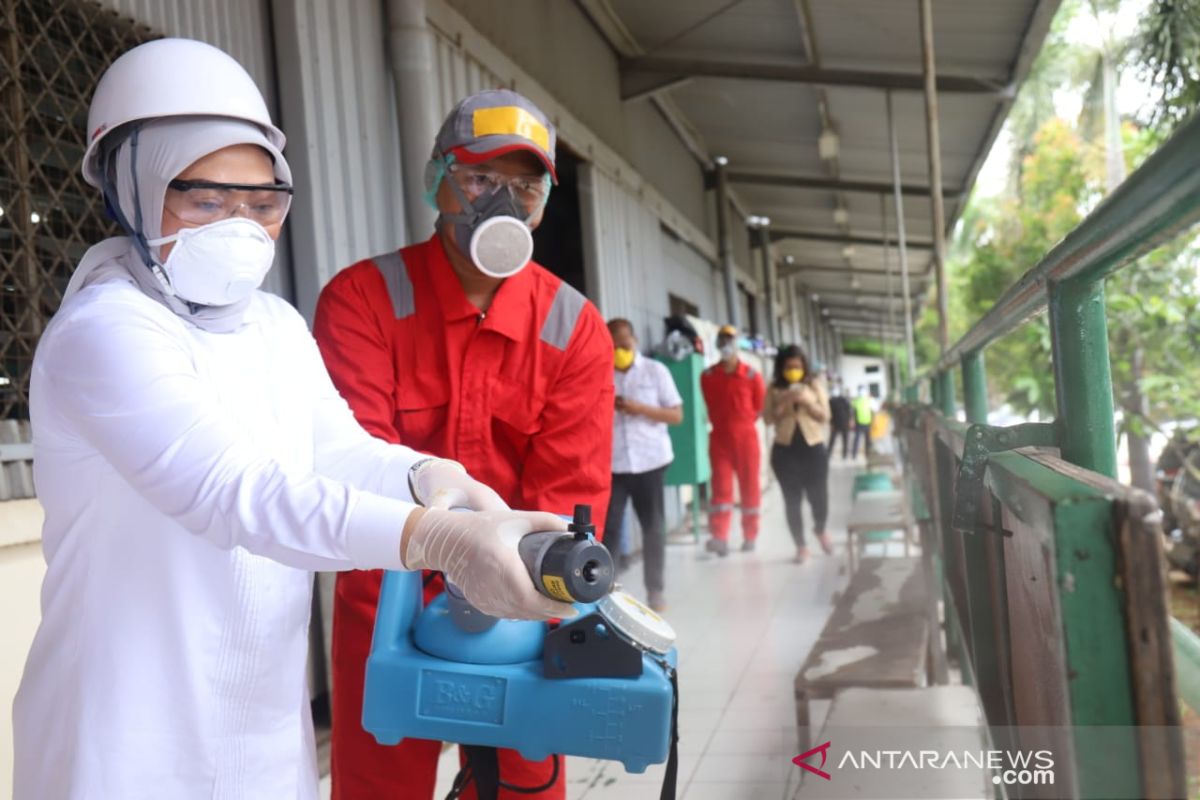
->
<box><xmin>763</xmin><ymin>345</ymin><xmax>833</xmax><ymax>562</ymax></box>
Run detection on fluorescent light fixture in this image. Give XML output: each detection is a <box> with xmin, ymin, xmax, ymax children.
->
<box><xmin>818</xmin><ymin>129</ymin><xmax>839</xmax><ymax>160</ymax></box>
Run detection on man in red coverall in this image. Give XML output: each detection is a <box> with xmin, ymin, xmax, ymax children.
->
<box><xmin>700</xmin><ymin>325</ymin><xmax>765</xmax><ymax>556</ymax></box>
<box><xmin>313</xmin><ymin>89</ymin><xmax>613</xmax><ymax>800</ymax></box>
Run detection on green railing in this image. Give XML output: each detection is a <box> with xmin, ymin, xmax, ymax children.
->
<box><xmin>918</xmin><ymin>109</ymin><xmax>1200</xmax><ymax>474</ymax></box>
<box><xmin>899</xmin><ymin>111</ymin><xmax>1200</xmax><ymax>798</ymax></box>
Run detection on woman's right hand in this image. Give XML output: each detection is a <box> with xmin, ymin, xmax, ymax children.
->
<box><xmin>400</xmin><ymin>507</ymin><xmax>577</xmax><ymax>620</ymax></box>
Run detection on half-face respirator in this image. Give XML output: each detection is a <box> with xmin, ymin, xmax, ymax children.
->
<box><xmin>430</xmin><ymin>157</ymin><xmax>546</xmax><ymax>278</ymax></box>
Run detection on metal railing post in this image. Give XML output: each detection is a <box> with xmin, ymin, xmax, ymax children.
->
<box><xmin>961</xmin><ymin>352</ymin><xmax>988</xmax><ymax>424</ymax></box>
<box><xmin>938</xmin><ymin>371</ymin><xmax>956</xmax><ymax>418</ymax></box>
<box><xmin>1049</xmin><ymin>279</ymin><xmax>1118</xmax><ymax>477</ymax></box>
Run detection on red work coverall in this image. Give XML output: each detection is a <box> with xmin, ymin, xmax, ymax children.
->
<box><xmin>313</xmin><ymin>235</ymin><xmax>613</xmax><ymax>799</ymax></box>
<box><xmin>700</xmin><ymin>360</ymin><xmax>765</xmax><ymax>542</ymax></box>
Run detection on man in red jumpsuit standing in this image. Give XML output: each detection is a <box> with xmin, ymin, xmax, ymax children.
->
<box><xmin>700</xmin><ymin>325</ymin><xmax>765</xmax><ymax>556</ymax></box>
<box><xmin>313</xmin><ymin>89</ymin><xmax>613</xmax><ymax>800</ymax></box>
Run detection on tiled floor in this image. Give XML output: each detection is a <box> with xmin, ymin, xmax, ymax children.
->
<box><xmin>322</xmin><ymin>454</ymin><xmax>871</xmax><ymax>800</ymax></box>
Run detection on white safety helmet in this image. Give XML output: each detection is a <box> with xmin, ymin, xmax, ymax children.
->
<box><xmin>81</xmin><ymin>38</ymin><xmax>285</xmax><ymax>188</ymax></box>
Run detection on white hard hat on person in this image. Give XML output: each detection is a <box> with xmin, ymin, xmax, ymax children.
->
<box><xmin>81</xmin><ymin>38</ymin><xmax>285</xmax><ymax>187</ymax></box>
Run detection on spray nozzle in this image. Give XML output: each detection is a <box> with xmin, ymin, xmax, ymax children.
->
<box><xmin>569</xmin><ymin>504</ymin><xmax>595</xmax><ymax>541</ymax></box>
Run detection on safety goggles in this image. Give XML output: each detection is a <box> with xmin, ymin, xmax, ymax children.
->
<box><xmin>446</xmin><ymin>162</ymin><xmax>549</xmax><ymax>207</ymax></box>
<box><xmin>164</xmin><ymin>179</ymin><xmax>294</xmax><ymax>227</ymax></box>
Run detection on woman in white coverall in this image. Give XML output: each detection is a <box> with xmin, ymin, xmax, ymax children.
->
<box><xmin>12</xmin><ymin>38</ymin><xmax>574</xmax><ymax>800</ymax></box>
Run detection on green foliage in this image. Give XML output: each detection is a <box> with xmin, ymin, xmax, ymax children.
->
<box><xmin>935</xmin><ymin>118</ymin><xmax>1090</xmax><ymax>414</ymax></box>
<box><xmin>926</xmin><ymin>0</ymin><xmax>1200</xmax><ymax>434</ymax></box>
<box><xmin>1132</xmin><ymin>0</ymin><xmax>1200</xmax><ymax>131</ymax></box>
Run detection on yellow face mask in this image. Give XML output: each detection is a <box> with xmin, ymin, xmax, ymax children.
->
<box><xmin>783</xmin><ymin>368</ymin><xmax>805</xmax><ymax>384</ymax></box>
<box><xmin>614</xmin><ymin>347</ymin><xmax>635</xmax><ymax>370</ymax></box>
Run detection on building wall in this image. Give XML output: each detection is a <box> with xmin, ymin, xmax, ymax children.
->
<box><xmin>0</xmin><ymin>503</ymin><xmax>45</xmax><ymax>797</ymax></box>
<box><xmin>661</xmin><ymin>227</ymin><xmax>720</xmax><ymax>324</ymax></box>
<box><xmin>99</xmin><ymin>0</ymin><xmax>275</xmax><ymax>89</ymax></box>
<box><xmin>270</xmin><ymin>0</ymin><xmax>408</xmax><ymax>319</ymax></box>
<box><xmin>840</xmin><ymin>354</ymin><xmax>890</xmax><ymax>400</ymax></box>
<box><xmin>622</xmin><ymin>101</ymin><xmax>708</xmax><ymax>233</ymax></box>
<box><xmin>441</xmin><ymin>0</ymin><xmax>709</xmax><ymax>234</ymax></box>
<box><xmin>442</xmin><ymin>0</ymin><xmax>627</xmax><ymax>154</ymax></box>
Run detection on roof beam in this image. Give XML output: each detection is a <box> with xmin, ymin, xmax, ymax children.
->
<box><xmin>778</xmin><ymin>262</ymin><xmax>933</xmax><ymax>280</ymax></box>
<box><xmin>771</xmin><ymin>229</ymin><xmax>935</xmax><ymax>249</ymax></box>
<box><xmin>803</xmin><ymin>288</ymin><xmax>916</xmax><ymax>302</ymax></box>
<box><xmin>727</xmin><ymin>170</ymin><xmax>958</xmax><ymax>198</ymax></box>
<box><xmin>622</xmin><ymin>73</ymin><xmax>693</xmax><ymax>103</ymax></box>
<box><xmin>822</xmin><ymin>303</ymin><xmax>897</xmax><ymax>315</ymax></box>
<box><xmin>831</xmin><ymin>321</ymin><xmax>908</xmax><ymax>334</ymax></box>
<box><xmin>831</xmin><ymin>319</ymin><xmax>908</xmax><ymax>330</ymax></box>
<box><xmin>831</xmin><ymin>327</ymin><xmax>907</xmax><ymax>341</ymax></box>
<box><xmin>619</xmin><ymin>56</ymin><xmax>1009</xmax><ymax>99</ymax></box>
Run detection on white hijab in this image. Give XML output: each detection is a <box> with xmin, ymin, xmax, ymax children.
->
<box><xmin>63</xmin><ymin>116</ymin><xmax>292</xmax><ymax>333</ymax></box>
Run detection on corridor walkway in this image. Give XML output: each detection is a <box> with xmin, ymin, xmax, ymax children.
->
<box><xmin>556</xmin><ymin>457</ymin><xmax>862</xmax><ymax>800</ymax></box>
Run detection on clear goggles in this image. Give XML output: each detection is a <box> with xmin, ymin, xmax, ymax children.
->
<box><xmin>164</xmin><ymin>179</ymin><xmax>294</xmax><ymax>227</ymax></box>
<box><xmin>446</xmin><ymin>162</ymin><xmax>550</xmax><ymax>207</ymax></box>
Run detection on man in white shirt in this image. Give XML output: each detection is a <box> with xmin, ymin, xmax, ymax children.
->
<box><xmin>606</xmin><ymin>318</ymin><xmax>684</xmax><ymax>611</ymax></box>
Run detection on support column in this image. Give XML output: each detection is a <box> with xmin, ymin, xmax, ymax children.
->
<box><xmin>920</xmin><ymin>0</ymin><xmax>950</xmax><ymax>353</ymax></box>
<box><xmin>713</xmin><ymin>157</ymin><xmax>740</xmax><ymax>329</ymax></box>
<box><xmin>886</xmin><ymin>91</ymin><xmax>917</xmax><ymax>378</ymax></box>
<box><xmin>938</xmin><ymin>371</ymin><xmax>956</xmax><ymax>418</ymax></box>
<box><xmin>385</xmin><ymin>0</ymin><xmax>440</xmax><ymax>242</ymax></box>
<box><xmin>787</xmin><ymin>275</ymin><xmax>800</xmax><ymax>345</ymax></box>
<box><xmin>755</xmin><ymin>223</ymin><xmax>778</xmax><ymax>344</ymax></box>
<box><xmin>806</xmin><ymin>295</ymin><xmax>818</xmax><ymax>357</ymax></box>
<box><xmin>961</xmin><ymin>352</ymin><xmax>988</xmax><ymax>424</ymax></box>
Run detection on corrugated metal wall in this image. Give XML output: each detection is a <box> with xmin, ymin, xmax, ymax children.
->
<box><xmin>661</xmin><ymin>228</ymin><xmax>719</xmax><ymax>323</ymax></box>
<box><xmin>98</xmin><ymin>0</ymin><xmax>274</xmax><ymax>89</ymax></box>
<box><xmin>577</xmin><ymin>162</ymin><xmax>664</xmax><ymax>334</ymax></box>
<box><xmin>430</xmin><ymin>29</ymin><xmax>503</xmax><ymax>118</ymax></box>
<box><xmin>270</xmin><ymin>0</ymin><xmax>407</xmax><ymax>319</ymax></box>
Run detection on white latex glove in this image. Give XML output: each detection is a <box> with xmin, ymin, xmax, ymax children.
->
<box><xmin>401</xmin><ymin>508</ymin><xmax>577</xmax><ymax>620</ymax></box>
<box><xmin>409</xmin><ymin>458</ymin><xmax>508</xmax><ymax>512</ymax></box>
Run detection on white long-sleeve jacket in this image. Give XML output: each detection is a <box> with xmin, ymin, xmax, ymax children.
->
<box><xmin>13</xmin><ymin>272</ymin><xmax>423</xmax><ymax>799</ymax></box>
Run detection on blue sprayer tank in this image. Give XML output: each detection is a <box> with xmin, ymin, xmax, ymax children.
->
<box><xmin>361</xmin><ymin>535</ymin><xmax>677</xmax><ymax>773</ymax></box>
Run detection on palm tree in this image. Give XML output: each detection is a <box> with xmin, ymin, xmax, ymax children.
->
<box><xmin>1135</xmin><ymin>0</ymin><xmax>1200</xmax><ymax>131</ymax></box>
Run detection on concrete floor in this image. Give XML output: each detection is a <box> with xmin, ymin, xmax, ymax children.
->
<box><xmin>322</xmin><ymin>454</ymin><xmax>872</xmax><ymax>799</ymax></box>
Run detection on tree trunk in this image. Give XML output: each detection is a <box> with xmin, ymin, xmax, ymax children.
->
<box><xmin>1101</xmin><ymin>49</ymin><xmax>1155</xmax><ymax>490</ymax></box>
<box><xmin>1127</xmin><ymin>346</ymin><xmax>1155</xmax><ymax>492</ymax></box>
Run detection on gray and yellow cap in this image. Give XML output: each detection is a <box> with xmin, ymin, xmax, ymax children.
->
<box><xmin>432</xmin><ymin>89</ymin><xmax>558</xmax><ymax>184</ymax></box>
